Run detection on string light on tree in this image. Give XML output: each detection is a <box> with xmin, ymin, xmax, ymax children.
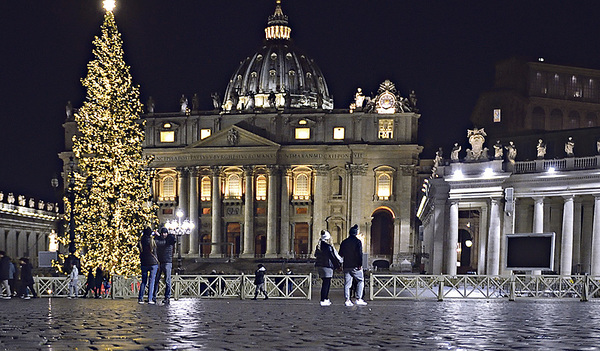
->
<box><xmin>54</xmin><ymin>1</ymin><xmax>156</xmax><ymax>276</ymax></box>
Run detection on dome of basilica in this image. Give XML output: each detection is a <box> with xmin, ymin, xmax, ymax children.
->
<box><xmin>222</xmin><ymin>1</ymin><xmax>333</xmax><ymax>112</ymax></box>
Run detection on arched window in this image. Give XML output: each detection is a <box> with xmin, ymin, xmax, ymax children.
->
<box><xmin>256</xmin><ymin>175</ymin><xmax>267</xmax><ymax>201</ymax></box>
<box><xmin>294</xmin><ymin>174</ymin><xmax>310</xmax><ymax>199</ymax></box>
<box><xmin>586</xmin><ymin>112</ymin><xmax>597</xmax><ymax>127</ymax></box>
<box><xmin>226</xmin><ymin>174</ymin><xmax>242</xmax><ymax>199</ymax></box>
<box><xmin>568</xmin><ymin>111</ymin><xmax>580</xmax><ymax>129</ymax></box>
<box><xmin>201</xmin><ymin>176</ymin><xmax>211</xmax><ymax>201</ymax></box>
<box><xmin>161</xmin><ymin>176</ymin><xmax>175</xmax><ymax>201</ymax></box>
<box><xmin>377</xmin><ymin>174</ymin><xmax>391</xmax><ymax>200</ymax></box>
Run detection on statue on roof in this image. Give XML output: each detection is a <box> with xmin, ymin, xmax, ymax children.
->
<box><xmin>493</xmin><ymin>140</ymin><xmax>503</xmax><ymax>160</ymax></box>
<box><xmin>211</xmin><ymin>92</ymin><xmax>221</xmax><ymax>110</ymax></box>
<box><xmin>451</xmin><ymin>143</ymin><xmax>461</xmax><ymax>162</ymax></box>
<box><xmin>465</xmin><ymin>128</ymin><xmax>489</xmax><ymax>161</ymax></box>
<box><xmin>192</xmin><ymin>93</ymin><xmax>199</xmax><ymax>111</ymax></box>
<box><xmin>179</xmin><ymin>94</ymin><xmax>188</xmax><ymax>113</ymax></box>
<box><xmin>146</xmin><ymin>96</ymin><xmax>155</xmax><ymax>114</ymax></box>
<box><xmin>565</xmin><ymin>136</ymin><xmax>575</xmax><ymax>157</ymax></box>
<box><xmin>66</xmin><ymin>101</ymin><xmax>73</xmax><ymax>119</ymax></box>
<box><xmin>536</xmin><ymin>139</ymin><xmax>546</xmax><ymax>159</ymax></box>
<box><xmin>354</xmin><ymin>88</ymin><xmax>365</xmax><ymax>110</ymax></box>
<box><xmin>505</xmin><ymin>141</ymin><xmax>517</xmax><ymax>162</ymax></box>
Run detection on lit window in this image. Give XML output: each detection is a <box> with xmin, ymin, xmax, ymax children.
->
<box><xmin>376</xmin><ymin>174</ymin><xmax>391</xmax><ymax>200</ymax></box>
<box><xmin>294</xmin><ymin>174</ymin><xmax>310</xmax><ymax>200</ymax></box>
<box><xmin>295</xmin><ymin>128</ymin><xmax>310</xmax><ymax>139</ymax></box>
<box><xmin>201</xmin><ymin>176</ymin><xmax>211</xmax><ymax>201</ymax></box>
<box><xmin>200</xmin><ymin>129</ymin><xmax>211</xmax><ymax>140</ymax></box>
<box><xmin>333</xmin><ymin>127</ymin><xmax>345</xmax><ymax>140</ymax></box>
<box><xmin>163</xmin><ymin>123</ymin><xmax>171</xmax><ymax>129</ymax></box>
<box><xmin>299</xmin><ymin>119</ymin><xmax>307</xmax><ymax>125</ymax></box>
<box><xmin>378</xmin><ymin>119</ymin><xmax>394</xmax><ymax>139</ymax></box>
<box><xmin>256</xmin><ymin>175</ymin><xmax>267</xmax><ymax>200</ymax></box>
<box><xmin>226</xmin><ymin>174</ymin><xmax>242</xmax><ymax>199</ymax></box>
<box><xmin>161</xmin><ymin>176</ymin><xmax>175</xmax><ymax>200</ymax></box>
<box><xmin>160</xmin><ymin>131</ymin><xmax>175</xmax><ymax>143</ymax></box>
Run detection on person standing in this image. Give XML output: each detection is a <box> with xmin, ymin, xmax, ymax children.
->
<box><xmin>138</xmin><ymin>227</ymin><xmax>159</xmax><ymax>304</ymax></box>
<box><xmin>18</xmin><ymin>258</ymin><xmax>36</xmax><ymax>299</ymax></box>
<box><xmin>0</xmin><ymin>251</ymin><xmax>12</xmax><ymax>299</ymax></box>
<box><xmin>314</xmin><ymin>230</ymin><xmax>342</xmax><ymax>306</ymax></box>
<box><xmin>68</xmin><ymin>263</ymin><xmax>79</xmax><ymax>298</ymax></box>
<box><xmin>153</xmin><ymin>227</ymin><xmax>176</xmax><ymax>304</ymax></box>
<box><xmin>252</xmin><ymin>264</ymin><xmax>268</xmax><ymax>300</ymax></box>
<box><xmin>339</xmin><ymin>224</ymin><xmax>367</xmax><ymax>306</ymax></box>
<box><xmin>94</xmin><ymin>266</ymin><xmax>104</xmax><ymax>298</ymax></box>
<box><xmin>8</xmin><ymin>259</ymin><xmax>16</xmax><ymax>296</ymax></box>
<box><xmin>82</xmin><ymin>269</ymin><xmax>94</xmax><ymax>298</ymax></box>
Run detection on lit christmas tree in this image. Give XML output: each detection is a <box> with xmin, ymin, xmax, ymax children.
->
<box><xmin>58</xmin><ymin>1</ymin><xmax>156</xmax><ymax>276</ymax></box>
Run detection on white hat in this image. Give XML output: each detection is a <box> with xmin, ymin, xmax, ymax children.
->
<box><xmin>320</xmin><ymin>230</ymin><xmax>331</xmax><ymax>241</ymax></box>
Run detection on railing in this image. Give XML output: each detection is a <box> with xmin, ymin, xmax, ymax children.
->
<box><xmin>33</xmin><ymin>274</ymin><xmax>312</xmax><ymax>300</ymax></box>
<box><xmin>369</xmin><ymin>274</ymin><xmax>600</xmax><ymax>301</ymax></box>
<box><xmin>515</xmin><ymin>155</ymin><xmax>600</xmax><ymax>174</ymax></box>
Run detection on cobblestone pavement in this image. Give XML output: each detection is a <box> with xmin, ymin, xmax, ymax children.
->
<box><xmin>2</xmin><ymin>293</ymin><xmax>600</xmax><ymax>350</ymax></box>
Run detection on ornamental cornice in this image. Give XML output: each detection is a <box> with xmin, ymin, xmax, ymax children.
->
<box><xmin>346</xmin><ymin>163</ymin><xmax>368</xmax><ymax>176</ymax></box>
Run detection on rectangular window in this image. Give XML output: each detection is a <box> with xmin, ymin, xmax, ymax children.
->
<box><xmin>200</xmin><ymin>129</ymin><xmax>211</xmax><ymax>140</ymax></box>
<box><xmin>295</xmin><ymin>128</ymin><xmax>310</xmax><ymax>140</ymax></box>
<box><xmin>333</xmin><ymin>127</ymin><xmax>345</xmax><ymax>140</ymax></box>
<box><xmin>378</xmin><ymin>119</ymin><xmax>394</xmax><ymax>139</ymax></box>
<box><xmin>202</xmin><ymin>208</ymin><xmax>211</xmax><ymax>215</ymax></box>
<box><xmin>162</xmin><ymin>208</ymin><xmax>173</xmax><ymax>215</ymax></box>
<box><xmin>493</xmin><ymin>109</ymin><xmax>501</xmax><ymax>123</ymax></box>
<box><xmin>256</xmin><ymin>207</ymin><xmax>266</xmax><ymax>215</ymax></box>
<box><xmin>160</xmin><ymin>131</ymin><xmax>175</xmax><ymax>143</ymax></box>
<box><xmin>296</xmin><ymin>207</ymin><xmax>308</xmax><ymax>214</ymax></box>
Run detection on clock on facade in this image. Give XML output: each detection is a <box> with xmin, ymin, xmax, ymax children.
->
<box><xmin>379</xmin><ymin>92</ymin><xmax>395</xmax><ymax>109</ymax></box>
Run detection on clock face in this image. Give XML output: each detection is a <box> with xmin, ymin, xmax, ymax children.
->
<box><xmin>380</xmin><ymin>92</ymin><xmax>395</xmax><ymax>109</ymax></box>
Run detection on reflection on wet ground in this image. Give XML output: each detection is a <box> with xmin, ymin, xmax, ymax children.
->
<box><xmin>1</xmin><ymin>297</ymin><xmax>599</xmax><ymax>350</ymax></box>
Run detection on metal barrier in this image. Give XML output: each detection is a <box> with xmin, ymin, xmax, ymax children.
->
<box><xmin>369</xmin><ymin>274</ymin><xmax>600</xmax><ymax>301</ymax></box>
<box><xmin>33</xmin><ymin>274</ymin><xmax>312</xmax><ymax>300</ymax></box>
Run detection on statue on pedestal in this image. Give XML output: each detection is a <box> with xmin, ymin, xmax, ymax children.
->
<box><xmin>493</xmin><ymin>140</ymin><xmax>503</xmax><ymax>160</ymax></box>
<box><xmin>505</xmin><ymin>141</ymin><xmax>517</xmax><ymax>162</ymax></box>
<box><xmin>465</xmin><ymin>128</ymin><xmax>489</xmax><ymax>161</ymax></box>
<box><xmin>565</xmin><ymin>136</ymin><xmax>575</xmax><ymax>157</ymax></box>
<box><xmin>451</xmin><ymin>143</ymin><xmax>461</xmax><ymax>162</ymax></box>
<box><xmin>536</xmin><ymin>139</ymin><xmax>546</xmax><ymax>159</ymax></box>
<box><xmin>179</xmin><ymin>94</ymin><xmax>188</xmax><ymax>113</ymax></box>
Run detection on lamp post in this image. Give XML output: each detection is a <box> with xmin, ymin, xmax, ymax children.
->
<box><xmin>165</xmin><ymin>209</ymin><xmax>194</xmax><ymax>274</ymax></box>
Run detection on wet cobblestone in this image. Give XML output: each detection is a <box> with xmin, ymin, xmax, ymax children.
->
<box><xmin>1</xmin><ymin>295</ymin><xmax>600</xmax><ymax>350</ymax></box>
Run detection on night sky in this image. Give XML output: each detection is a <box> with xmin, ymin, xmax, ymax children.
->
<box><xmin>2</xmin><ymin>1</ymin><xmax>600</xmax><ymax>202</ymax></box>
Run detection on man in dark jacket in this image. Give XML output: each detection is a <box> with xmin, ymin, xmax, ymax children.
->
<box><xmin>138</xmin><ymin>227</ymin><xmax>159</xmax><ymax>304</ymax></box>
<box><xmin>18</xmin><ymin>257</ymin><xmax>37</xmax><ymax>299</ymax></box>
<box><xmin>252</xmin><ymin>264</ymin><xmax>268</xmax><ymax>300</ymax></box>
<box><xmin>339</xmin><ymin>224</ymin><xmax>367</xmax><ymax>306</ymax></box>
<box><xmin>0</xmin><ymin>251</ymin><xmax>12</xmax><ymax>299</ymax></box>
<box><xmin>153</xmin><ymin>227</ymin><xmax>176</xmax><ymax>304</ymax></box>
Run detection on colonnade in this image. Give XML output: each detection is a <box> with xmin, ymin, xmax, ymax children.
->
<box><xmin>437</xmin><ymin>194</ymin><xmax>600</xmax><ymax>276</ymax></box>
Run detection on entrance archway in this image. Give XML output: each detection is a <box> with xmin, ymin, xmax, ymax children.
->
<box><xmin>226</xmin><ymin>223</ymin><xmax>241</xmax><ymax>257</ymax></box>
<box><xmin>255</xmin><ymin>234</ymin><xmax>266</xmax><ymax>257</ymax></box>
<box><xmin>294</xmin><ymin>223</ymin><xmax>309</xmax><ymax>257</ymax></box>
<box><xmin>370</xmin><ymin>208</ymin><xmax>394</xmax><ymax>256</ymax></box>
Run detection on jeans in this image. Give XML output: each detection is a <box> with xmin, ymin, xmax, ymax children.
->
<box><xmin>0</xmin><ymin>280</ymin><xmax>11</xmax><ymax>296</ymax></box>
<box><xmin>321</xmin><ymin>277</ymin><xmax>331</xmax><ymax>301</ymax></box>
<box><xmin>153</xmin><ymin>262</ymin><xmax>172</xmax><ymax>300</ymax></box>
<box><xmin>139</xmin><ymin>264</ymin><xmax>158</xmax><ymax>302</ymax></box>
<box><xmin>343</xmin><ymin>268</ymin><xmax>364</xmax><ymax>300</ymax></box>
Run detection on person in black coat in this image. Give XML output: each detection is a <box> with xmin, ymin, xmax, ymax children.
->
<box><xmin>138</xmin><ymin>227</ymin><xmax>159</xmax><ymax>304</ymax></box>
<box><xmin>314</xmin><ymin>230</ymin><xmax>342</xmax><ymax>306</ymax></box>
<box><xmin>252</xmin><ymin>264</ymin><xmax>268</xmax><ymax>300</ymax></box>
<box><xmin>94</xmin><ymin>266</ymin><xmax>104</xmax><ymax>298</ymax></box>
<box><xmin>339</xmin><ymin>224</ymin><xmax>367</xmax><ymax>306</ymax></box>
<box><xmin>153</xmin><ymin>227</ymin><xmax>176</xmax><ymax>304</ymax></box>
<box><xmin>0</xmin><ymin>251</ymin><xmax>12</xmax><ymax>298</ymax></box>
<box><xmin>18</xmin><ymin>257</ymin><xmax>36</xmax><ymax>299</ymax></box>
<box><xmin>82</xmin><ymin>270</ymin><xmax>95</xmax><ymax>298</ymax></box>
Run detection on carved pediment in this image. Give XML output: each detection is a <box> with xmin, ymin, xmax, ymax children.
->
<box><xmin>187</xmin><ymin>125</ymin><xmax>280</xmax><ymax>148</ymax></box>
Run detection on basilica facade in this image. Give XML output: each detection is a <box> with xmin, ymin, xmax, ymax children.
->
<box><xmin>62</xmin><ymin>2</ymin><xmax>423</xmax><ymax>268</ymax></box>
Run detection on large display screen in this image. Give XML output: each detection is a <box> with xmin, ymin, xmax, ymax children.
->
<box><xmin>505</xmin><ymin>233</ymin><xmax>555</xmax><ymax>271</ymax></box>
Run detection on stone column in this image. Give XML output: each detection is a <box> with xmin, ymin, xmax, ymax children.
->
<box><xmin>347</xmin><ymin>163</ymin><xmax>367</xmax><ymax>235</ymax></box>
<box><xmin>279</xmin><ymin>167</ymin><xmax>291</xmax><ymax>257</ymax></box>
<box><xmin>532</xmin><ymin>197</ymin><xmax>545</xmax><ymax>275</ymax></box>
<box><xmin>446</xmin><ymin>200</ymin><xmax>459</xmax><ymax>275</ymax></box>
<box><xmin>312</xmin><ymin>165</ymin><xmax>328</xmax><ymax>255</ymax></box>
<box><xmin>487</xmin><ymin>198</ymin><xmax>502</xmax><ymax>275</ymax></box>
<box><xmin>572</xmin><ymin>198</ymin><xmax>583</xmax><ymax>273</ymax></box>
<box><xmin>265</xmin><ymin>166</ymin><xmax>278</xmax><ymax>257</ymax></box>
<box><xmin>188</xmin><ymin>167</ymin><xmax>199</xmax><ymax>255</ymax></box>
<box><xmin>241</xmin><ymin>166</ymin><xmax>255</xmax><ymax>258</ymax></box>
<box><xmin>432</xmin><ymin>199</ymin><xmax>446</xmax><ymax>275</ymax></box>
<box><xmin>210</xmin><ymin>166</ymin><xmax>222</xmax><ymax>257</ymax></box>
<box><xmin>533</xmin><ymin>197</ymin><xmax>544</xmax><ymax>233</ymax></box>
<box><xmin>177</xmin><ymin>168</ymin><xmax>190</xmax><ymax>254</ymax></box>
<box><xmin>560</xmin><ymin>195</ymin><xmax>575</xmax><ymax>275</ymax></box>
<box><xmin>591</xmin><ymin>195</ymin><xmax>600</xmax><ymax>275</ymax></box>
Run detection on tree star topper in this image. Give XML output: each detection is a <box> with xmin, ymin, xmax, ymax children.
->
<box><xmin>103</xmin><ymin>0</ymin><xmax>116</xmax><ymax>12</ymax></box>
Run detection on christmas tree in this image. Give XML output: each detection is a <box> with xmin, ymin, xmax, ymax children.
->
<box><xmin>58</xmin><ymin>2</ymin><xmax>156</xmax><ymax>276</ymax></box>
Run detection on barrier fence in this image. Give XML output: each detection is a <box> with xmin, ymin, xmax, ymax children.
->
<box><xmin>31</xmin><ymin>274</ymin><xmax>600</xmax><ymax>301</ymax></box>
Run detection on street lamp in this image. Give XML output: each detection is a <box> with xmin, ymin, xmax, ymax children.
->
<box><xmin>165</xmin><ymin>209</ymin><xmax>194</xmax><ymax>274</ymax></box>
